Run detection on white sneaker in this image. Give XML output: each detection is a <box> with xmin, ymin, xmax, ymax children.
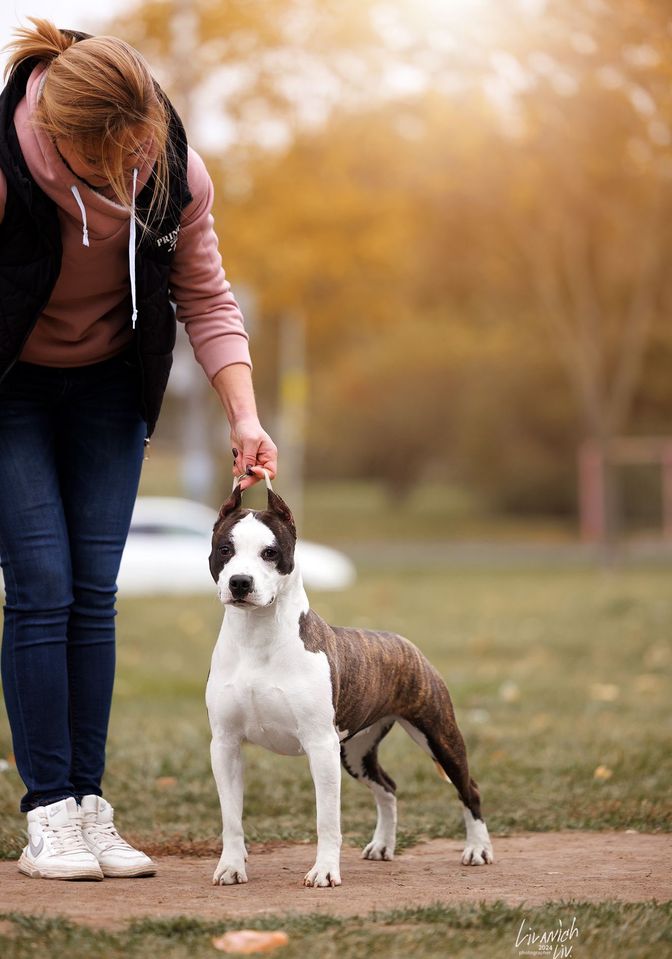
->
<box><xmin>80</xmin><ymin>795</ymin><xmax>156</xmax><ymax>878</ymax></box>
<box><xmin>18</xmin><ymin>797</ymin><xmax>104</xmax><ymax>880</ymax></box>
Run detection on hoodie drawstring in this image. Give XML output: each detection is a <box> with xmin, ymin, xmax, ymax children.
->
<box><xmin>70</xmin><ymin>170</ymin><xmax>140</xmax><ymax>330</ymax></box>
<box><xmin>70</xmin><ymin>185</ymin><xmax>90</xmax><ymax>247</ymax></box>
<box><xmin>129</xmin><ymin>167</ymin><xmax>138</xmax><ymax>330</ymax></box>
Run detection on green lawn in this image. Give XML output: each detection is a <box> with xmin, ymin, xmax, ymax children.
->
<box><xmin>1</xmin><ymin>564</ymin><xmax>670</xmax><ymax>855</ymax></box>
<box><xmin>1</xmin><ymin>902</ymin><xmax>671</xmax><ymax>959</ymax></box>
<box><xmin>1</xmin><ymin>563</ymin><xmax>670</xmax><ymax>957</ymax></box>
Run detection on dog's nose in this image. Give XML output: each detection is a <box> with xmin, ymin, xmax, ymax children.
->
<box><xmin>229</xmin><ymin>574</ymin><xmax>254</xmax><ymax>597</ymax></box>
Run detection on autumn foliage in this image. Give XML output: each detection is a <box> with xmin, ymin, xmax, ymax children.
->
<box><xmin>109</xmin><ymin>0</ymin><xmax>672</xmax><ymax>513</ymax></box>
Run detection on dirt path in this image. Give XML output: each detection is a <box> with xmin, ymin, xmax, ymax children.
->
<box><xmin>0</xmin><ymin>832</ymin><xmax>670</xmax><ymax>929</ymax></box>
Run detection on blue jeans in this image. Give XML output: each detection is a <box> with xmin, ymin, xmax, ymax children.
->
<box><xmin>0</xmin><ymin>352</ymin><xmax>146</xmax><ymax>812</ymax></box>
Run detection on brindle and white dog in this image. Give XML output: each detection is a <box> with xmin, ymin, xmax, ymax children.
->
<box><xmin>206</xmin><ymin>480</ymin><xmax>494</xmax><ymax>888</ymax></box>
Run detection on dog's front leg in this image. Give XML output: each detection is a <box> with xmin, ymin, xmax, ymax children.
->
<box><xmin>302</xmin><ymin>733</ymin><xmax>342</xmax><ymax>887</ymax></box>
<box><xmin>210</xmin><ymin>736</ymin><xmax>248</xmax><ymax>885</ymax></box>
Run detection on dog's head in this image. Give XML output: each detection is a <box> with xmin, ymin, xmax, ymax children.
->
<box><xmin>209</xmin><ymin>486</ymin><xmax>297</xmax><ymax>608</ymax></box>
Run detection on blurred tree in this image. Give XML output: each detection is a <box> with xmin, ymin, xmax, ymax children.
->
<box><xmin>492</xmin><ymin>0</ymin><xmax>672</xmax><ymax>534</ymax></box>
<box><xmin>105</xmin><ymin>0</ymin><xmax>672</xmax><ymax>521</ymax></box>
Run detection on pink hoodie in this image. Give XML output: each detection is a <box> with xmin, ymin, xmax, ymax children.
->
<box><xmin>0</xmin><ymin>64</ymin><xmax>251</xmax><ymax>380</ymax></box>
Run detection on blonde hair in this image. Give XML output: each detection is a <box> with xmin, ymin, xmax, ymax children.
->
<box><xmin>3</xmin><ymin>17</ymin><xmax>172</xmax><ymax>231</ymax></box>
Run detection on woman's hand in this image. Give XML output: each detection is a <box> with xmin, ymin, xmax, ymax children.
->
<box><xmin>212</xmin><ymin>364</ymin><xmax>278</xmax><ymax>491</ymax></box>
<box><xmin>230</xmin><ymin>415</ymin><xmax>278</xmax><ymax>490</ymax></box>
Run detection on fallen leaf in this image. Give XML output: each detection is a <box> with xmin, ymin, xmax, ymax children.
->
<box><xmin>530</xmin><ymin>713</ymin><xmax>551</xmax><ymax>732</ymax></box>
<box><xmin>634</xmin><ymin>674</ymin><xmax>663</xmax><ymax>694</ymax></box>
<box><xmin>593</xmin><ymin>765</ymin><xmax>613</xmax><ymax>781</ymax></box>
<box><xmin>466</xmin><ymin>708</ymin><xmax>491</xmax><ymax>725</ymax></box>
<box><xmin>589</xmin><ymin>683</ymin><xmax>620</xmax><ymax>702</ymax></box>
<box><xmin>155</xmin><ymin>776</ymin><xmax>178</xmax><ymax>789</ymax></box>
<box><xmin>643</xmin><ymin>643</ymin><xmax>671</xmax><ymax>669</ymax></box>
<box><xmin>212</xmin><ymin>930</ymin><xmax>289</xmax><ymax>954</ymax></box>
<box><xmin>499</xmin><ymin>680</ymin><xmax>520</xmax><ymax>703</ymax></box>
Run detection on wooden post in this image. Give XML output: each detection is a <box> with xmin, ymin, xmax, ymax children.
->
<box><xmin>578</xmin><ymin>439</ymin><xmax>606</xmax><ymax>542</ymax></box>
<box><xmin>662</xmin><ymin>443</ymin><xmax>672</xmax><ymax>541</ymax></box>
<box><xmin>277</xmin><ymin>311</ymin><xmax>307</xmax><ymax>530</ymax></box>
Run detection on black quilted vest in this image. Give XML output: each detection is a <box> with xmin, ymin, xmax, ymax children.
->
<box><xmin>0</xmin><ymin>41</ymin><xmax>193</xmax><ymax>437</ymax></box>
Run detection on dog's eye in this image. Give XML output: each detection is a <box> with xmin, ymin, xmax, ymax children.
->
<box><xmin>261</xmin><ymin>547</ymin><xmax>278</xmax><ymax>561</ymax></box>
<box><xmin>218</xmin><ymin>544</ymin><xmax>232</xmax><ymax>556</ymax></box>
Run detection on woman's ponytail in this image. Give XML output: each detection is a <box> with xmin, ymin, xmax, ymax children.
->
<box><xmin>1</xmin><ymin>18</ymin><xmax>172</xmax><ymax>234</ymax></box>
<box><xmin>3</xmin><ymin>17</ymin><xmax>76</xmax><ymax>80</ymax></box>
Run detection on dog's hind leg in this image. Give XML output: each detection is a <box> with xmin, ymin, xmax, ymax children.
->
<box><xmin>340</xmin><ymin>718</ymin><xmax>397</xmax><ymax>861</ymax></box>
<box><xmin>397</xmin><ymin>717</ymin><xmax>494</xmax><ymax>866</ymax></box>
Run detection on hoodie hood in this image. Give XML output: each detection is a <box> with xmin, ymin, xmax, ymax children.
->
<box><xmin>17</xmin><ymin>63</ymin><xmax>155</xmax><ymax>221</ymax></box>
<box><xmin>16</xmin><ymin>63</ymin><xmax>157</xmax><ymax>328</ymax></box>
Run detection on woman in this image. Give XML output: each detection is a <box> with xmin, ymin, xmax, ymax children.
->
<box><xmin>0</xmin><ymin>18</ymin><xmax>277</xmax><ymax>880</ymax></box>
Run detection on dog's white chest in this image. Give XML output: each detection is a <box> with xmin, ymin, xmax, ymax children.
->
<box><xmin>207</xmin><ymin>617</ymin><xmax>335</xmax><ymax>757</ymax></box>
<box><xmin>233</xmin><ymin>677</ymin><xmax>306</xmax><ymax>755</ymax></box>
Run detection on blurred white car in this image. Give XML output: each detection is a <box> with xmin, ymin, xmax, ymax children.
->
<box><xmin>118</xmin><ymin>497</ymin><xmax>356</xmax><ymax>595</ymax></box>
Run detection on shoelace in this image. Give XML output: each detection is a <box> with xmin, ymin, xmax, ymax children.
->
<box><xmin>83</xmin><ymin>819</ymin><xmax>132</xmax><ymax>852</ymax></box>
<box><xmin>41</xmin><ymin>815</ymin><xmax>88</xmax><ymax>854</ymax></box>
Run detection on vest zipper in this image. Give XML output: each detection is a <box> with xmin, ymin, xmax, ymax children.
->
<box><xmin>0</xmin><ymin>293</ymin><xmax>54</xmax><ymax>387</ymax></box>
<box><xmin>0</xmin><ymin>178</ymin><xmax>59</xmax><ymax>386</ymax></box>
<box><xmin>133</xmin><ymin>323</ymin><xmax>151</xmax><ymax>447</ymax></box>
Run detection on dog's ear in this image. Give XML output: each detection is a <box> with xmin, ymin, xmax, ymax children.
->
<box><xmin>267</xmin><ymin>489</ymin><xmax>296</xmax><ymax>536</ymax></box>
<box><xmin>214</xmin><ymin>484</ymin><xmax>242</xmax><ymax>529</ymax></box>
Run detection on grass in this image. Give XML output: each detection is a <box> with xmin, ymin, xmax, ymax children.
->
<box><xmin>301</xmin><ymin>481</ymin><xmax>576</xmax><ymax>544</ymax></box>
<box><xmin>1</xmin><ymin>564</ymin><xmax>670</xmax><ymax>855</ymax></box>
<box><xmin>0</xmin><ymin>901</ymin><xmax>670</xmax><ymax>959</ymax></box>
<box><xmin>0</xmin><ymin>557</ymin><xmax>670</xmax><ymax>957</ymax></box>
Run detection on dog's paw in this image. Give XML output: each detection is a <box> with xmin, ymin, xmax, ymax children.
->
<box><xmin>304</xmin><ymin>863</ymin><xmax>341</xmax><ymax>888</ymax></box>
<box><xmin>461</xmin><ymin>842</ymin><xmax>494</xmax><ymax>866</ymax></box>
<box><xmin>213</xmin><ymin>860</ymin><xmax>248</xmax><ymax>885</ymax></box>
<box><xmin>362</xmin><ymin>840</ymin><xmax>394</xmax><ymax>861</ymax></box>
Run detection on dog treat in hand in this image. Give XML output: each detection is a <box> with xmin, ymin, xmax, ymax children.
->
<box><xmin>211</xmin><ymin>930</ymin><xmax>289</xmax><ymax>954</ymax></box>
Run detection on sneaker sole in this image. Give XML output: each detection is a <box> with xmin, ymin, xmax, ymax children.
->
<box><xmin>101</xmin><ymin>863</ymin><xmax>157</xmax><ymax>878</ymax></box>
<box><xmin>18</xmin><ymin>852</ymin><xmax>104</xmax><ymax>881</ymax></box>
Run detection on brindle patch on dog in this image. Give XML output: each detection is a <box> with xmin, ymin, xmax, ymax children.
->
<box><xmin>299</xmin><ymin>608</ymin><xmax>483</xmax><ymax>819</ymax></box>
<box><xmin>360</xmin><ymin>723</ymin><xmax>396</xmax><ymax>793</ymax></box>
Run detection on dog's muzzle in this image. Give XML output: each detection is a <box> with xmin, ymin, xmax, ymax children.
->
<box><xmin>229</xmin><ymin>575</ymin><xmax>254</xmax><ymax>601</ymax></box>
